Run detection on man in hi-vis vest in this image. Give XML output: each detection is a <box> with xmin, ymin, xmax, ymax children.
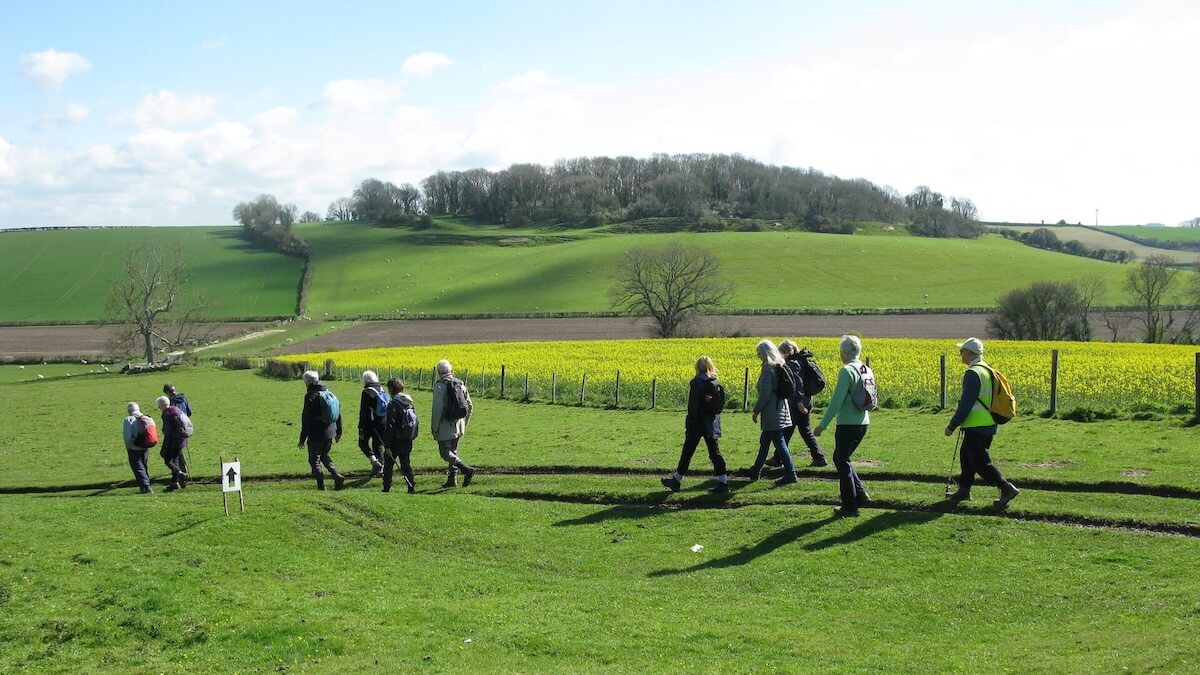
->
<box><xmin>944</xmin><ymin>338</ymin><xmax>1020</xmax><ymax>507</ymax></box>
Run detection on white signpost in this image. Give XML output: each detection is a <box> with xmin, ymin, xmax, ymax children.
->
<box><xmin>220</xmin><ymin>456</ymin><xmax>244</xmax><ymax>514</ymax></box>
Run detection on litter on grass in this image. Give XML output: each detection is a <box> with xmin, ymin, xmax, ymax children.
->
<box><xmin>691</xmin><ymin>544</ymin><xmax>704</xmax><ymax>553</ymax></box>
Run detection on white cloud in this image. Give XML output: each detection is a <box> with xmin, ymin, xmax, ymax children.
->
<box><xmin>0</xmin><ymin>137</ymin><xmax>15</xmax><ymax>179</ymax></box>
<box><xmin>124</xmin><ymin>90</ymin><xmax>218</xmax><ymax>128</ymax></box>
<box><xmin>36</xmin><ymin>102</ymin><xmax>91</xmax><ymax>130</ymax></box>
<box><xmin>402</xmin><ymin>51</ymin><xmax>453</xmax><ymax>78</ymax></box>
<box><xmin>491</xmin><ymin>70</ymin><xmax>560</xmax><ymax>95</ymax></box>
<box><xmin>320</xmin><ymin>79</ymin><xmax>403</xmax><ymax>114</ymax></box>
<box><xmin>19</xmin><ymin>49</ymin><xmax>92</xmax><ymax>88</ymax></box>
<box><xmin>254</xmin><ymin>106</ymin><xmax>298</xmax><ymax>131</ymax></box>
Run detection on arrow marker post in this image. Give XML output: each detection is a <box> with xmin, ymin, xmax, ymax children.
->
<box><xmin>220</xmin><ymin>456</ymin><xmax>244</xmax><ymax>514</ymax></box>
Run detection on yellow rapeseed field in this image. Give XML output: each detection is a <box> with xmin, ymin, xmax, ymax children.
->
<box><xmin>281</xmin><ymin>337</ymin><xmax>1198</xmax><ymax>412</ymax></box>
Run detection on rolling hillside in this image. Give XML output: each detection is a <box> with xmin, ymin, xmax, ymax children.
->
<box><xmin>992</xmin><ymin>225</ymin><xmax>1199</xmax><ymax>265</ymax></box>
<box><xmin>296</xmin><ymin>220</ymin><xmax>1133</xmax><ymax>317</ymax></box>
<box><xmin>0</xmin><ymin>228</ymin><xmax>303</xmax><ymax>323</ymax></box>
<box><xmin>1103</xmin><ymin>225</ymin><xmax>1200</xmax><ymax>244</ymax></box>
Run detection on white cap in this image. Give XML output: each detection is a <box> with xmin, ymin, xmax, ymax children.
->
<box><xmin>955</xmin><ymin>337</ymin><xmax>984</xmax><ymax>355</ymax></box>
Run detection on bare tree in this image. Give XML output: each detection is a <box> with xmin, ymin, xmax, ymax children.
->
<box><xmin>987</xmin><ymin>281</ymin><xmax>1089</xmax><ymax>341</ymax></box>
<box><xmin>610</xmin><ymin>243</ymin><xmax>734</xmax><ymax>337</ymax></box>
<box><xmin>107</xmin><ymin>246</ymin><xmax>213</xmax><ymax>363</ymax></box>
<box><xmin>1125</xmin><ymin>255</ymin><xmax>1179</xmax><ymax>343</ymax></box>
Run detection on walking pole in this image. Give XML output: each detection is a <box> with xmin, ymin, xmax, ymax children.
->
<box><xmin>945</xmin><ymin>431</ymin><xmax>962</xmax><ymax>496</ymax></box>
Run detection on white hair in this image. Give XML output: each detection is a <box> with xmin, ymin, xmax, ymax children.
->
<box><xmin>755</xmin><ymin>339</ymin><xmax>785</xmax><ymax>366</ymax></box>
<box><xmin>840</xmin><ymin>335</ymin><xmax>862</xmax><ymax>358</ymax></box>
<box><xmin>302</xmin><ymin>370</ymin><xmax>320</xmax><ymax>385</ymax></box>
<box><xmin>127</xmin><ymin>402</ymin><xmax>140</xmax><ymax>415</ymax></box>
<box><xmin>361</xmin><ymin>370</ymin><xmax>379</xmax><ymax>385</ymax></box>
<box><xmin>155</xmin><ymin>396</ymin><xmax>171</xmax><ymax>409</ymax></box>
<box><xmin>436</xmin><ymin>359</ymin><xmax>453</xmax><ymax>376</ymax></box>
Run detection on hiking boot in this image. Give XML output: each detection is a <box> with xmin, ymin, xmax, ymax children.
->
<box><xmin>442</xmin><ymin>477</ymin><xmax>457</xmax><ymax>489</ymax></box>
<box><xmin>773</xmin><ymin>474</ymin><xmax>798</xmax><ymax>487</ymax></box>
<box><xmin>370</xmin><ymin>461</ymin><xmax>383</xmax><ymax>478</ymax></box>
<box><xmin>333</xmin><ymin>475</ymin><xmax>345</xmax><ymax>491</ymax></box>
<box><xmin>833</xmin><ymin>506</ymin><xmax>860</xmax><ymax>517</ymax></box>
<box><xmin>139</xmin><ymin>487</ymin><xmax>153</xmax><ymax>494</ymax></box>
<box><xmin>764</xmin><ymin>457</ymin><xmax>783</xmax><ymax>468</ymax></box>
<box><xmin>462</xmin><ymin>468</ymin><xmax>476</xmax><ymax>487</ymax></box>
<box><xmin>994</xmin><ymin>483</ymin><xmax>1020</xmax><ymax>508</ymax></box>
<box><xmin>316</xmin><ymin>480</ymin><xmax>326</xmax><ymax>491</ymax></box>
<box><xmin>947</xmin><ymin>491</ymin><xmax>971</xmax><ymax>502</ymax></box>
<box><xmin>857</xmin><ymin>492</ymin><xmax>871</xmax><ymax>508</ymax></box>
<box><xmin>734</xmin><ymin>467</ymin><xmax>763</xmax><ymax>481</ymax></box>
<box><xmin>381</xmin><ymin>485</ymin><xmax>391</xmax><ymax>493</ymax></box>
<box><xmin>165</xmin><ymin>483</ymin><xmax>181</xmax><ymax>492</ymax></box>
<box><xmin>809</xmin><ymin>456</ymin><xmax>829</xmax><ymax>468</ymax></box>
<box><xmin>407</xmin><ymin>484</ymin><xmax>416</xmax><ymax>494</ymax></box>
<box><xmin>404</xmin><ymin>477</ymin><xmax>416</xmax><ymax>494</ymax></box>
<box><xmin>660</xmin><ymin>476</ymin><xmax>681</xmax><ymax>492</ymax></box>
<box><xmin>709</xmin><ymin>482</ymin><xmax>730</xmax><ymax>494</ymax></box>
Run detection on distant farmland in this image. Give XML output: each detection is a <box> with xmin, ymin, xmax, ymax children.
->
<box><xmin>991</xmin><ymin>225</ymin><xmax>1199</xmax><ymax>265</ymax></box>
<box><xmin>1103</xmin><ymin>225</ymin><xmax>1200</xmax><ymax>245</ymax></box>
<box><xmin>0</xmin><ymin>228</ymin><xmax>303</xmax><ymax>323</ymax></box>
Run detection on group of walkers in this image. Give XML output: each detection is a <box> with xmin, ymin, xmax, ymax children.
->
<box><xmin>119</xmin><ymin>337</ymin><xmax>1021</xmax><ymax>514</ymax></box>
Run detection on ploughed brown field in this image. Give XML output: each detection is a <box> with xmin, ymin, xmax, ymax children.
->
<box><xmin>0</xmin><ymin>323</ymin><xmax>271</xmax><ymax>360</ymax></box>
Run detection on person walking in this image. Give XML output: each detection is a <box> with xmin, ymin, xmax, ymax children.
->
<box><xmin>156</xmin><ymin>396</ymin><xmax>189</xmax><ymax>492</ymax></box>
<box><xmin>122</xmin><ymin>402</ymin><xmax>155</xmax><ymax>494</ymax></box>
<box><xmin>660</xmin><ymin>356</ymin><xmax>730</xmax><ymax>494</ymax></box>
<box><xmin>945</xmin><ymin>338</ymin><xmax>1021</xmax><ymax>507</ymax></box>
<box><xmin>382</xmin><ymin>378</ymin><xmax>418</xmax><ymax>494</ymax></box>
<box><xmin>297</xmin><ymin>370</ymin><xmax>346</xmax><ymax>491</ymax></box>
<box><xmin>774</xmin><ymin>340</ymin><xmax>829</xmax><ymax>468</ymax></box>
<box><xmin>357</xmin><ymin>371</ymin><xmax>387</xmax><ymax>477</ymax></box>
<box><xmin>430</xmin><ymin>360</ymin><xmax>476</xmax><ymax>488</ymax></box>
<box><xmin>162</xmin><ymin>382</ymin><xmax>192</xmax><ymax>477</ymax></box>
<box><xmin>736</xmin><ymin>339</ymin><xmax>798</xmax><ymax>486</ymax></box>
<box><xmin>814</xmin><ymin>335</ymin><xmax>872</xmax><ymax>516</ymax></box>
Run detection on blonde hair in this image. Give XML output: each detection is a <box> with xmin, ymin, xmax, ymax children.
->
<box><xmin>779</xmin><ymin>340</ymin><xmax>799</xmax><ymax>356</ymax></box>
<box><xmin>756</xmin><ymin>339</ymin><xmax>785</xmax><ymax>366</ymax></box>
<box><xmin>695</xmin><ymin>356</ymin><xmax>717</xmax><ymax>377</ymax></box>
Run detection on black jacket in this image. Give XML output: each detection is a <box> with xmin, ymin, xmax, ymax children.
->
<box><xmin>684</xmin><ymin>375</ymin><xmax>722</xmax><ymax>439</ymax></box>
<box><xmin>359</xmin><ymin>384</ymin><xmax>387</xmax><ymax>432</ymax></box>
<box><xmin>299</xmin><ymin>384</ymin><xmax>343</xmax><ymax>445</ymax></box>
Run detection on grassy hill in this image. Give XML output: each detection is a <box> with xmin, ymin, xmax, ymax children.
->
<box><xmin>0</xmin><ymin>228</ymin><xmax>303</xmax><ymax>323</ymax></box>
<box><xmin>991</xmin><ymin>225</ymin><xmax>1200</xmax><ymax>265</ymax></box>
<box><xmin>1103</xmin><ymin>225</ymin><xmax>1200</xmax><ymax>244</ymax></box>
<box><xmin>297</xmin><ymin>220</ymin><xmax>1134</xmax><ymax>318</ymax></box>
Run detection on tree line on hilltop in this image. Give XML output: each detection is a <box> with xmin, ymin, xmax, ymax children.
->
<box><xmin>232</xmin><ymin>154</ymin><xmax>984</xmax><ymax>254</ymax></box>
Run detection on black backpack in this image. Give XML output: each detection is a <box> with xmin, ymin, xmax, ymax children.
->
<box><xmin>773</xmin><ymin>364</ymin><xmax>796</xmax><ymax>400</ymax></box>
<box><xmin>703</xmin><ymin>379</ymin><xmax>726</xmax><ymax>415</ymax></box>
<box><xmin>796</xmin><ymin>349</ymin><xmax>827</xmax><ymax>395</ymax></box>
<box><xmin>442</xmin><ymin>377</ymin><xmax>470</xmax><ymax>420</ymax></box>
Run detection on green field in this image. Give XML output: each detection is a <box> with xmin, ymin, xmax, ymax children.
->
<box><xmin>1</xmin><ymin>365</ymin><xmax>1198</xmax><ymax>671</ymax></box>
<box><xmin>992</xmin><ymin>225</ymin><xmax>1199</xmax><ymax>265</ymax></box>
<box><xmin>298</xmin><ymin>220</ymin><xmax>1134</xmax><ymax>317</ymax></box>
<box><xmin>1104</xmin><ymin>225</ymin><xmax>1200</xmax><ymax>244</ymax></box>
<box><xmin>0</xmin><ymin>228</ymin><xmax>303</xmax><ymax>323</ymax></box>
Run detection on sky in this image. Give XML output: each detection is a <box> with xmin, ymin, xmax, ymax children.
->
<box><xmin>1</xmin><ymin>0</ymin><xmax>1197</xmax><ymax>228</ymax></box>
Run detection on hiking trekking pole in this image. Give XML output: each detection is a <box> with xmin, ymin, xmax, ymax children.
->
<box><xmin>944</xmin><ymin>431</ymin><xmax>962</xmax><ymax>496</ymax></box>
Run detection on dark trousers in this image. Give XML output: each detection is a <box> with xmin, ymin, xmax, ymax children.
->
<box><xmin>127</xmin><ymin>449</ymin><xmax>150</xmax><ymax>489</ymax></box>
<box><xmin>675</xmin><ymin>431</ymin><xmax>726</xmax><ymax>476</ymax></box>
<box><xmin>383</xmin><ymin>441</ymin><xmax>414</xmax><ymax>491</ymax></box>
<box><xmin>438</xmin><ymin>438</ymin><xmax>472</xmax><ymax>478</ymax></box>
<box><xmin>307</xmin><ymin>437</ymin><xmax>343</xmax><ymax>486</ymax></box>
<box><xmin>752</xmin><ymin>429</ymin><xmax>795</xmax><ymax>474</ymax></box>
<box><xmin>958</xmin><ymin>431</ymin><xmax>1007</xmax><ymax>493</ymax></box>
<box><xmin>358</xmin><ymin>430</ymin><xmax>383</xmax><ymax>466</ymax></box>
<box><xmin>833</xmin><ymin>425</ymin><xmax>868</xmax><ymax>506</ymax></box>
<box><xmin>161</xmin><ymin>447</ymin><xmax>187</xmax><ymax>485</ymax></box>
<box><xmin>782</xmin><ymin>409</ymin><xmax>826</xmax><ymax>459</ymax></box>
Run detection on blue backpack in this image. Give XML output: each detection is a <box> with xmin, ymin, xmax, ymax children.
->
<box><xmin>371</xmin><ymin>387</ymin><xmax>390</xmax><ymax>419</ymax></box>
<box><xmin>316</xmin><ymin>389</ymin><xmax>340</xmax><ymax>425</ymax></box>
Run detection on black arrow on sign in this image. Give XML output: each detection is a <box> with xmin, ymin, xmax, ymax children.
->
<box><xmin>226</xmin><ymin>466</ymin><xmax>237</xmax><ymax>488</ymax></box>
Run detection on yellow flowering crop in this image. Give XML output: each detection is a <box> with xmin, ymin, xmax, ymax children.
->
<box><xmin>281</xmin><ymin>337</ymin><xmax>1198</xmax><ymax>412</ymax></box>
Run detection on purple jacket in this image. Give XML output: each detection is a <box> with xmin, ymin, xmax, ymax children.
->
<box><xmin>161</xmin><ymin>405</ymin><xmax>188</xmax><ymax>454</ymax></box>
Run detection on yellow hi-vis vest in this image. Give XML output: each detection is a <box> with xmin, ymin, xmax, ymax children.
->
<box><xmin>962</xmin><ymin>362</ymin><xmax>995</xmax><ymax>429</ymax></box>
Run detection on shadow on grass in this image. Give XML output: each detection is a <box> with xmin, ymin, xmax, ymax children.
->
<box><xmin>553</xmin><ymin>491</ymin><xmax>675</xmax><ymax>526</ymax></box>
<box><xmin>648</xmin><ymin>515</ymin><xmax>836</xmax><ymax>577</ymax></box>
<box><xmin>802</xmin><ymin>510</ymin><xmax>944</xmax><ymax>552</ymax></box>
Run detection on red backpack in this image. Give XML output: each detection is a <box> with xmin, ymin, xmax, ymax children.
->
<box><xmin>136</xmin><ymin>415</ymin><xmax>159</xmax><ymax>448</ymax></box>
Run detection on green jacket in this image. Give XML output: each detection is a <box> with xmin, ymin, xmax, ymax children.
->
<box><xmin>817</xmin><ymin>360</ymin><xmax>870</xmax><ymax>429</ymax></box>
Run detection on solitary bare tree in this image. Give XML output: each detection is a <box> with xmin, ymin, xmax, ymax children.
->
<box><xmin>610</xmin><ymin>243</ymin><xmax>734</xmax><ymax>337</ymax></box>
<box><xmin>107</xmin><ymin>246</ymin><xmax>212</xmax><ymax>363</ymax></box>
<box><xmin>1125</xmin><ymin>255</ymin><xmax>1179</xmax><ymax>343</ymax></box>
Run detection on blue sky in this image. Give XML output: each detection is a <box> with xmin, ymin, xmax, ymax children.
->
<box><xmin>2</xmin><ymin>0</ymin><xmax>1197</xmax><ymax>227</ymax></box>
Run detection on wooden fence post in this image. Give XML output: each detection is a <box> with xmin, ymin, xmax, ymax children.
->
<box><xmin>551</xmin><ymin>372</ymin><xmax>557</xmax><ymax>404</ymax></box>
<box><xmin>1194</xmin><ymin>352</ymin><xmax>1199</xmax><ymax>421</ymax></box>
<box><xmin>580</xmin><ymin>373</ymin><xmax>588</xmax><ymax>404</ymax></box>
<box><xmin>651</xmin><ymin>378</ymin><xmax>657</xmax><ymax>409</ymax></box>
<box><xmin>939</xmin><ymin>354</ymin><xmax>947</xmax><ymax>410</ymax></box>
<box><xmin>742</xmin><ymin>367</ymin><xmax>750</xmax><ymax>411</ymax></box>
<box><xmin>500</xmin><ymin>365</ymin><xmax>507</xmax><ymax>399</ymax></box>
<box><xmin>615</xmin><ymin>370</ymin><xmax>621</xmax><ymax>407</ymax></box>
<box><xmin>524</xmin><ymin>373</ymin><xmax>529</xmax><ymax>400</ymax></box>
<box><xmin>1049</xmin><ymin>349</ymin><xmax>1060</xmax><ymax>415</ymax></box>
